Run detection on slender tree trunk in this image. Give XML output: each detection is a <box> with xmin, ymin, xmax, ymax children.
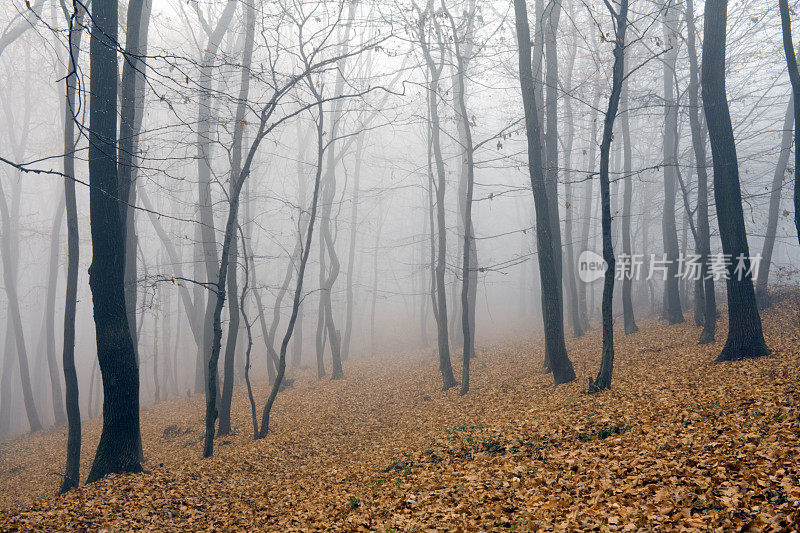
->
<box><xmin>589</xmin><ymin>0</ymin><xmax>628</xmax><ymax>393</ymax></box>
<box><xmin>702</xmin><ymin>0</ymin><xmax>769</xmax><ymax>362</ymax></box>
<box><xmin>195</xmin><ymin>0</ymin><xmax>237</xmax><ymax>393</ymax></box>
<box><xmin>0</xmin><ymin>65</ymin><xmax>42</xmax><ymax>434</ymax></box>
<box><xmin>661</xmin><ymin>2</ymin><xmax>684</xmax><ymax>324</ymax></box>
<box><xmin>756</xmin><ymin>98</ymin><xmax>793</xmax><ymax>306</ymax></box>
<box><xmin>315</xmin><ymin>245</ymin><xmax>327</xmax><ymax>378</ymax></box>
<box><xmin>259</xmin><ymin>99</ymin><xmax>326</xmax><ymax>438</ymax></box>
<box><xmin>42</xmin><ymin>194</ymin><xmax>67</xmax><ymax>426</ymax></box>
<box><xmin>562</xmin><ymin>19</ymin><xmax>584</xmax><ymax>339</ymax></box>
<box><xmin>237</xmin><ymin>225</ymin><xmax>259</xmax><ymax>440</ymax></box>
<box><xmin>514</xmin><ymin>0</ymin><xmax>575</xmax><ymax>385</ymax></box>
<box><xmin>578</xmin><ymin>92</ymin><xmax>601</xmax><ymax>330</ymax></box>
<box><xmin>342</xmin><ymin>135</ymin><xmax>363</xmax><ymax>360</ymax></box>
<box><xmin>416</xmin><ymin>4</ymin><xmax>456</xmax><ymax>389</ymax></box>
<box><xmin>620</xmin><ymin>77</ymin><xmax>638</xmax><ymax>334</ymax></box>
<box><xmin>370</xmin><ymin>218</ymin><xmax>382</xmax><ymax>357</ymax></box>
<box><xmin>118</xmin><ymin>0</ymin><xmax>152</xmax><ymax>380</ymax></box>
<box><xmin>217</xmin><ymin>231</ymin><xmax>239</xmax><ymax>436</ymax></box>
<box><xmin>153</xmin><ymin>300</ymin><xmax>160</xmax><ymax>403</ymax></box>
<box><xmin>203</xmin><ymin>0</ymin><xmax>259</xmax><ymax>455</ymax></box>
<box><xmin>685</xmin><ymin>0</ymin><xmax>716</xmax><ymax>342</ymax></box>
<box><xmin>444</xmin><ymin>4</ymin><xmax>476</xmax><ymax>395</ymax></box>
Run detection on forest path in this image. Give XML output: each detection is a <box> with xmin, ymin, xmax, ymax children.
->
<box><xmin>1</xmin><ymin>297</ymin><xmax>799</xmax><ymax>531</ymax></box>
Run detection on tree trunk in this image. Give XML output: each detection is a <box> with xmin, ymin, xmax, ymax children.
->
<box><xmin>118</xmin><ymin>0</ymin><xmax>152</xmax><ymax>381</ymax></box>
<box><xmin>513</xmin><ymin>0</ymin><xmax>575</xmax><ymax>386</ymax></box>
<box><xmin>0</xmin><ymin>62</ymin><xmax>42</xmax><ymax>434</ymax></box>
<box><xmin>779</xmin><ymin>0</ymin><xmax>800</xmax><ymax>247</ymax></box>
<box><xmin>661</xmin><ymin>2</ymin><xmax>684</xmax><ymax>324</ymax></box>
<box><xmin>416</xmin><ymin>4</ymin><xmax>456</xmax><ymax>390</ymax></box>
<box><xmin>217</xmin><ymin>0</ymin><xmax>255</xmax><ymax>435</ymax></box>
<box><xmin>578</xmin><ymin>91</ymin><xmax>601</xmax><ymax>330</ymax></box>
<box><xmin>756</xmin><ymin>98</ymin><xmax>793</xmax><ymax>306</ymax></box>
<box><xmin>342</xmin><ymin>135</ymin><xmax>364</xmax><ymax>360</ymax></box>
<box><xmin>702</xmin><ymin>0</ymin><xmax>769</xmax><ymax>362</ymax></box>
<box><xmin>685</xmin><ymin>0</ymin><xmax>716</xmax><ymax>343</ymax></box>
<box><xmin>444</xmin><ymin>4</ymin><xmax>476</xmax><ymax>395</ymax></box>
<box><xmin>41</xmin><ymin>193</ymin><xmax>67</xmax><ymax>426</ymax></box>
<box><xmin>562</xmin><ymin>18</ymin><xmax>584</xmax><ymax>339</ymax></box>
<box><xmin>217</xmin><ymin>230</ymin><xmax>239</xmax><ymax>436</ymax></box>
<box><xmin>620</xmin><ymin>77</ymin><xmax>638</xmax><ymax>334</ymax></box>
<box><xmin>589</xmin><ymin>0</ymin><xmax>628</xmax><ymax>393</ymax></box>
<box><xmin>370</xmin><ymin>218</ymin><xmax>383</xmax><ymax>357</ymax></box>
<box><xmin>195</xmin><ymin>0</ymin><xmax>237</xmax><ymax>393</ymax></box>
<box><xmin>259</xmin><ymin>99</ymin><xmax>326</xmax><ymax>438</ymax></box>
<box><xmin>86</xmin><ymin>0</ymin><xmax>142</xmax><ymax>482</ymax></box>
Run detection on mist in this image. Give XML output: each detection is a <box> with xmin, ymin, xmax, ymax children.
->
<box><xmin>1</xmin><ymin>0</ymin><xmax>799</xmax><ymax>529</ymax></box>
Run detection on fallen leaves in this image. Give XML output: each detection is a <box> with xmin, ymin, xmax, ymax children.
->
<box><xmin>1</xmin><ymin>297</ymin><xmax>800</xmax><ymax>531</ymax></box>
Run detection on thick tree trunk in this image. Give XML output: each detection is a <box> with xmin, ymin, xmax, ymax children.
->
<box><xmin>514</xmin><ymin>0</ymin><xmax>575</xmax><ymax>385</ymax></box>
<box><xmin>702</xmin><ymin>0</ymin><xmax>769</xmax><ymax>362</ymax></box>
<box><xmin>86</xmin><ymin>0</ymin><xmax>142</xmax><ymax>482</ymax></box>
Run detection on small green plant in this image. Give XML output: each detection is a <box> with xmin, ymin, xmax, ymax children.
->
<box><xmin>345</xmin><ymin>496</ymin><xmax>361</xmax><ymax>512</ymax></box>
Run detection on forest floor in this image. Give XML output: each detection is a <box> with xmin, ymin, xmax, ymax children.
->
<box><xmin>1</xmin><ymin>295</ymin><xmax>800</xmax><ymax>531</ymax></box>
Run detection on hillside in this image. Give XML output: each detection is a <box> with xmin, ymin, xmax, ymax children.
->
<box><xmin>1</xmin><ymin>301</ymin><xmax>799</xmax><ymax>531</ymax></box>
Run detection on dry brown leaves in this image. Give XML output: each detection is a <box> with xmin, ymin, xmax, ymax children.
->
<box><xmin>1</xmin><ymin>295</ymin><xmax>800</xmax><ymax>532</ymax></box>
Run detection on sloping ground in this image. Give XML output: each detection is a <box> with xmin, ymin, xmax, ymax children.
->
<box><xmin>1</xmin><ymin>299</ymin><xmax>799</xmax><ymax>532</ymax></box>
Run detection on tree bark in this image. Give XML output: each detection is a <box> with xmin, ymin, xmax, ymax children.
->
<box><xmin>86</xmin><ymin>0</ymin><xmax>142</xmax><ymax>482</ymax></box>
<box><xmin>702</xmin><ymin>0</ymin><xmax>769</xmax><ymax>362</ymax></box>
<box><xmin>218</xmin><ymin>0</ymin><xmax>256</xmax><ymax>437</ymax></box>
<box><xmin>416</xmin><ymin>2</ymin><xmax>456</xmax><ymax>390</ymax></box>
<box><xmin>661</xmin><ymin>2</ymin><xmax>684</xmax><ymax>324</ymax></box>
<box><xmin>756</xmin><ymin>98</ymin><xmax>793</xmax><ymax>306</ymax></box>
<box><xmin>779</xmin><ymin>0</ymin><xmax>800</xmax><ymax>248</ymax></box>
<box><xmin>513</xmin><ymin>0</ymin><xmax>575</xmax><ymax>386</ymax></box>
<box><xmin>589</xmin><ymin>0</ymin><xmax>628</xmax><ymax>393</ymax></box>
<box><xmin>259</xmin><ymin>97</ymin><xmax>326</xmax><ymax>438</ymax></box>
<box><xmin>685</xmin><ymin>0</ymin><xmax>716</xmax><ymax>343</ymax></box>
<box><xmin>620</xmin><ymin>76</ymin><xmax>638</xmax><ymax>334</ymax></box>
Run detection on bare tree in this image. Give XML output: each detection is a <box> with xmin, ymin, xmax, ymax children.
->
<box><xmin>85</xmin><ymin>0</ymin><xmax>142</xmax><ymax>482</ymax></box>
<box><xmin>779</xmin><ymin>0</ymin><xmax>800</xmax><ymax>247</ymax></box>
<box><xmin>701</xmin><ymin>0</ymin><xmax>769</xmax><ymax>362</ymax></box>
<box><xmin>513</xmin><ymin>0</ymin><xmax>576</xmax><ymax>386</ymax></box>
<box><xmin>588</xmin><ymin>0</ymin><xmax>628</xmax><ymax>393</ymax></box>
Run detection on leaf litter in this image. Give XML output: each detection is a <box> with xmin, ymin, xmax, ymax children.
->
<box><xmin>1</xmin><ymin>298</ymin><xmax>799</xmax><ymax>531</ymax></box>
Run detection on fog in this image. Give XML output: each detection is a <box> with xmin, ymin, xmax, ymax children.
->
<box><xmin>0</xmin><ymin>0</ymin><xmax>799</xmax><ymax>513</ymax></box>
